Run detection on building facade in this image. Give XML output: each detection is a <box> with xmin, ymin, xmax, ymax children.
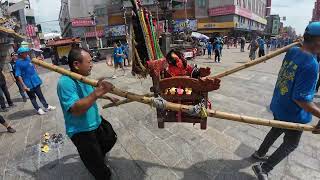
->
<box><xmin>59</xmin><ymin>0</ymin><xmax>108</xmax><ymax>48</ymax></box>
<box><xmin>265</xmin><ymin>14</ymin><xmax>280</xmax><ymax>36</ymax></box>
<box><xmin>196</xmin><ymin>0</ymin><xmax>267</xmax><ymax>37</ymax></box>
<box><xmin>312</xmin><ymin>0</ymin><xmax>320</xmax><ymax>22</ymax></box>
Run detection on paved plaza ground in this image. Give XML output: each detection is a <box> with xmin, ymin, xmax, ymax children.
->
<box><xmin>1</xmin><ymin>47</ymin><xmax>320</xmax><ymax>180</ymax></box>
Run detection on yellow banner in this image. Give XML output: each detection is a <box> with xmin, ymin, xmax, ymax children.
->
<box><xmin>198</xmin><ymin>22</ymin><xmax>236</xmax><ymax>29</ymax></box>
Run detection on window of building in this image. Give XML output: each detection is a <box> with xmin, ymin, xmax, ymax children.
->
<box><xmin>197</xmin><ymin>0</ymin><xmax>206</xmax><ymax>8</ymax></box>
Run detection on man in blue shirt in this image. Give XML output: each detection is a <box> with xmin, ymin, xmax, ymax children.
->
<box><xmin>213</xmin><ymin>38</ymin><xmax>222</xmax><ymax>63</ymax></box>
<box><xmin>112</xmin><ymin>42</ymin><xmax>126</xmax><ymax>79</ymax></box>
<box><xmin>207</xmin><ymin>42</ymin><xmax>213</xmax><ymax>59</ymax></box>
<box><xmin>252</xmin><ymin>22</ymin><xmax>320</xmax><ymax>180</ymax></box>
<box><xmin>9</xmin><ymin>52</ymin><xmax>27</xmax><ymax>102</ymax></box>
<box><xmin>15</xmin><ymin>47</ymin><xmax>56</xmax><ymax>115</ymax></box>
<box><xmin>258</xmin><ymin>37</ymin><xmax>265</xmax><ymax>57</ymax></box>
<box><xmin>57</xmin><ymin>48</ymin><xmax>117</xmax><ymax>180</ymax></box>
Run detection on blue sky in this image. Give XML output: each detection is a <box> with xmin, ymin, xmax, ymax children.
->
<box><xmin>30</xmin><ymin>0</ymin><xmax>315</xmax><ymax>34</ymax></box>
<box><xmin>271</xmin><ymin>0</ymin><xmax>315</xmax><ymax>35</ymax></box>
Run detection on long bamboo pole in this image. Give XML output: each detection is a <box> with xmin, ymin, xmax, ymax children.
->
<box><xmin>113</xmin><ymin>42</ymin><xmax>302</xmax><ymax>108</ymax></box>
<box><xmin>211</xmin><ymin>41</ymin><xmax>302</xmax><ymax>79</ymax></box>
<box><xmin>32</xmin><ymin>58</ymin><xmax>316</xmax><ymax>132</ymax></box>
<box><xmin>102</xmin><ymin>93</ymin><xmax>152</xmax><ymax>109</ymax></box>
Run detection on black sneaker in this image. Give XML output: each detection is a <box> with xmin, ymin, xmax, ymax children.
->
<box><xmin>252</xmin><ymin>163</ymin><xmax>269</xmax><ymax>180</ymax></box>
<box><xmin>23</xmin><ymin>98</ymin><xmax>27</xmax><ymax>102</ymax></box>
<box><xmin>251</xmin><ymin>151</ymin><xmax>269</xmax><ymax>161</ymax></box>
<box><xmin>7</xmin><ymin>127</ymin><xmax>16</xmax><ymax>133</ymax></box>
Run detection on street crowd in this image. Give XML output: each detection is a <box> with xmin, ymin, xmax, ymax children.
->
<box><xmin>1</xmin><ymin>22</ymin><xmax>320</xmax><ymax>180</ymax></box>
<box><xmin>0</xmin><ymin>47</ymin><xmax>56</xmax><ymax>133</ymax></box>
<box><xmin>201</xmin><ymin>35</ymin><xmax>295</xmax><ymax>63</ymax></box>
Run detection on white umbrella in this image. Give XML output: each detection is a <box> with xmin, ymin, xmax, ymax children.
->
<box><xmin>191</xmin><ymin>32</ymin><xmax>209</xmax><ymax>40</ymax></box>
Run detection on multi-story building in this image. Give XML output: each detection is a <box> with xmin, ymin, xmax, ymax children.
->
<box><xmin>59</xmin><ymin>0</ymin><xmax>108</xmax><ymax>48</ymax></box>
<box><xmin>7</xmin><ymin>0</ymin><xmax>35</xmax><ymax>35</ymax></box>
<box><xmin>312</xmin><ymin>0</ymin><xmax>320</xmax><ymax>22</ymax></box>
<box><xmin>265</xmin><ymin>14</ymin><xmax>280</xmax><ymax>36</ymax></box>
<box><xmin>196</xmin><ymin>0</ymin><xmax>268</xmax><ymax>37</ymax></box>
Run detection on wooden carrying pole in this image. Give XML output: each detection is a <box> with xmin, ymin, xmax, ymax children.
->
<box><xmin>31</xmin><ymin>58</ymin><xmax>316</xmax><ymax>132</ymax></box>
<box><xmin>211</xmin><ymin>41</ymin><xmax>301</xmax><ymax>79</ymax></box>
<box><xmin>108</xmin><ymin>41</ymin><xmax>301</xmax><ymax>107</ymax></box>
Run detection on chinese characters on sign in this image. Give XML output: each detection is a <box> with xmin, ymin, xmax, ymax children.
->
<box><xmin>71</xmin><ymin>18</ymin><xmax>95</xmax><ymax>27</ymax></box>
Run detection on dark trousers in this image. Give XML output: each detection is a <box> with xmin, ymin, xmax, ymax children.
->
<box><xmin>215</xmin><ymin>49</ymin><xmax>221</xmax><ymax>62</ymax></box>
<box><xmin>15</xmin><ymin>78</ymin><xmax>26</xmax><ymax>99</ymax></box>
<box><xmin>71</xmin><ymin>120</ymin><xmax>117</xmax><ymax>180</ymax></box>
<box><xmin>0</xmin><ymin>84</ymin><xmax>13</xmax><ymax>109</ymax></box>
<box><xmin>26</xmin><ymin>85</ymin><xmax>48</xmax><ymax>111</ymax></box>
<box><xmin>0</xmin><ymin>115</ymin><xmax>5</xmax><ymax>124</ymax></box>
<box><xmin>257</xmin><ymin>127</ymin><xmax>302</xmax><ymax>173</ymax></box>
<box><xmin>258</xmin><ymin>49</ymin><xmax>265</xmax><ymax>57</ymax></box>
<box><xmin>241</xmin><ymin>44</ymin><xmax>245</xmax><ymax>52</ymax></box>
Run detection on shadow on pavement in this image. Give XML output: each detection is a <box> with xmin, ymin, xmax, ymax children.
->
<box><xmin>11</xmin><ymin>97</ymin><xmax>26</xmax><ymax>103</ymax></box>
<box><xmin>18</xmin><ymin>154</ymin><xmax>256</xmax><ymax>180</ymax></box>
<box><xmin>7</xmin><ymin>109</ymin><xmax>37</xmax><ymax>120</ymax></box>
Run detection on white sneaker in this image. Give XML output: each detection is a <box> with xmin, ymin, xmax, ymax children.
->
<box><xmin>112</xmin><ymin>75</ymin><xmax>117</xmax><ymax>79</ymax></box>
<box><xmin>45</xmin><ymin>105</ymin><xmax>56</xmax><ymax>112</ymax></box>
<box><xmin>37</xmin><ymin>108</ymin><xmax>46</xmax><ymax>115</ymax></box>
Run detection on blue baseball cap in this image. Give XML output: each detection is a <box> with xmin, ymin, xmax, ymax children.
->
<box><xmin>17</xmin><ymin>47</ymin><xmax>30</xmax><ymax>54</ymax></box>
<box><xmin>305</xmin><ymin>22</ymin><xmax>320</xmax><ymax>36</ymax></box>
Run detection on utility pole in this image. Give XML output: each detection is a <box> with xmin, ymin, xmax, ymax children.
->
<box><xmin>89</xmin><ymin>11</ymin><xmax>99</xmax><ymax>48</ymax></box>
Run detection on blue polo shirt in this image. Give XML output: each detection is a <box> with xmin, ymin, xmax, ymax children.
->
<box><xmin>57</xmin><ymin>75</ymin><xmax>101</xmax><ymax>138</ymax></box>
<box><xmin>113</xmin><ymin>47</ymin><xmax>124</xmax><ymax>63</ymax></box>
<box><xmin>258</xmin><ymin>39</ymin><xmax>265</xmax><ymax>50</ymax></box>
<box><xmin>15</xmin><ymin>56</ymin><xmax>42</xmax><ymax>89</ymax></box>
<box><xmin>270</xmin><ymin>47</ymin><xmax>318</xmax><ymax>124</ymax></box>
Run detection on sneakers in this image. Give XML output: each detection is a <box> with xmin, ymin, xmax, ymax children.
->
<box><xmin>22</xmin><ymin>97</ymin><xmax>27</xmax><ymax>102</ymax></box>
<box><xmin>7</xmin><ymin>127</ymin><xmax>16</xmax><ymax>133</ymax></box>
<box><xmin>252</xmin><ymin>163</ymin><xmax>269</xmax><ymax>180</ymax></box>
<box><xmin>45</xmin><ymin>105</ymin><xmax>56</xmax><ymax>112</ymax></box>
<box><xmin>112</xmin><ymin>75</ymin><xmax>117</xmax><ymax>79</ymax></box>
<box><xmin>37</xmin><ymin>108</ymin><xmax>46</xmax><ymax>115</ymax></box>
<box><xmin>251</xmin><ymin>151</ymin><xmax>269</xmax><ymax>161</ymax></box>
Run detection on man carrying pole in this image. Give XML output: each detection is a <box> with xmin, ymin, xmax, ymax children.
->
<box><xmin>57</xmin><ymin>48</ymin><xmax>117</xmax><ymax>180</ymax></box>
<box><xmin>251</xmin><ymin>22</ymin><xmax>320</xmax><ymax>180</ymax></box>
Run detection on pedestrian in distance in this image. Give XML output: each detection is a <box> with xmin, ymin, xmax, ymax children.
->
<box><xmin>266</xmin><ymin>39</ymin><xmax>271</xmax><ymax>54</ymax></box>
<box><xmin>207</xmin><ymin>42</ymin><xmax>213</xmax><ymax>59</ymax></box>
<box><xmin>202</xmin><ymin>41</ymin><xmax>206</xmax><ymax>56</ymax></box>
<box><xmin>112</xmin><ymin>42</ymin><xmax>126</xmax><ymax>79</ymax></box>
<box><xmin>0</xmin><ymin>68</ymin><xmax>15</xmax><ymax>112</ymax></box>
<box><xmin>240</xmin><ymin>37</ymin><xmax>246</xmax><ymax>52</ymax></box>
<box><xmin>233</xmin><ymin>37</ymin><xmax>238</xmax><ymax>48</ymax></box>
<box><xmin>251</xmin><ymin>22</ymin><xmax>320</xmax><ymax>180</ymax></box>
<box><xmin>0</xmin><ymin>115</ymin><xmax>16</xmax><ymax>133</ymax></box>
<box><xmin>258</xmin><ymin>37</ymin><xmax>266</xmax><ymax>57</ymax></box>
<box><xmin>57</xmin><ymin>47</ymin><xmax>117</xmax><ymax>180</ymax></box>
<box><xmin>15</xmin><ymin>47</ymin><xmax>56</xmax><ymax>115</ymax></box>
<box><xmin>248</xmin><ymin>39</ymin><xmax>259</xmax><ymax>61</ymax></box>
<box><xmin>9</xmin><ymin>52</ymin><xmax>27</xmax><ymax>102</ymax></box>
<box><xmin>213</xmin><ymin>39</ymin><xmax>222</xmax><ymax>63</ymax></box>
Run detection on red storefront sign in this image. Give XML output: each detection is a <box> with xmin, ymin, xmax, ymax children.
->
<box><xmin>208</xmin><ymin>5</ymin><xmax>236</xmax><ymax>16</ymax></box>
<box><xmin>85</xmin><ymin>30</ymin><xmax>104</xmax><ymax>38</ymax></box>
<box><xmin>236</xmin><ymin>7</ymin><xmax>252</xmax><ymax>19</ymax></box>
<box><xmin>71</xmin><ymin>18</ymin><xmax>95</xmax><ymax>27</ymax></box>
<box><xmin>26</xmin><ymin>24</ymin><xmax>36</xmax><ymax>37</ymax></box>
